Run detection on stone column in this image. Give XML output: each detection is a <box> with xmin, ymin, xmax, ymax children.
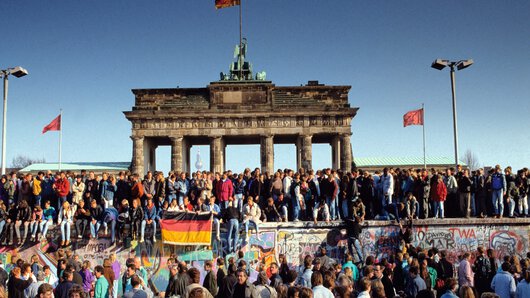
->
<box><xmin>182</xmin><ymin>138</ymin><xmax>191</xmax><ymax>173</ymax></box>
<box><xmin>340</xmin><ymin>133</ymin><xmax>353</xmax><ymax>172</ymax></box>
<box><xmin>296</xmin><ymin>137</ymin><xmax>302</xmax><ymax>171</ymax></box>
<box><xmin>260</xmin><ymin>134</ymin><xmax>274</xmax><ymax>174</ymax></box>
<box><xmin>331</xmin><ymin>135</ymin><xmax>341</xmax><ymax>170</ymax></box>
<box><xmin>299</xmin><ymin>134</ymin><xmax>312</xmax><ymax>171</ymax></box>
<box><xmin>170</xmin><ymin>136</ymin><xmax>183</xmax><ymax>174</ymax></box>
<box><xmin>210</xmin><ymin>136</ymin><xmax>224</xmax><ymax>173</ymax></box>
<box><xmin>131</xmin><ymin>136</ymin><xmax>144</xmax><ymax>176</ymax></box>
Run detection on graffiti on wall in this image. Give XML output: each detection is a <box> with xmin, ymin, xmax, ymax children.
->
<box><xmin>3</xmin><ymin>221</ymin><xmax>530</xmax><ymax>293</ymax></box>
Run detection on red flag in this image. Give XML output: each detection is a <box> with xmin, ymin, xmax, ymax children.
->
<box><xmin>42</xmin><ymin>115</ymin><xmax>61</xmax><ymax>134</ymax></box>
<box><xmin>215</xmin><ymin>0</ymin><xmax>240</xmax><ymax>9</ymax></box>
<box><xmin>403</xmin><ymin>108</ymin><xmax>424</xmax><ymax>127</ymax></box>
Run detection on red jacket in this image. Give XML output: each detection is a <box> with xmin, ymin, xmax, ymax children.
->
<box><xmin>217</xmin><ymin>179</ymin><xmax>234</xmax><ymax>202</ymax></box>
<box><xmin>431</xmin><ymin>181</ymin><xmax>448</xmax><ymax>202</ymax></box>
<box><xmin>131</xmin><ymin>182</ymin><xmax>144</xmax><ymax>202</ymax></box>
<box><xmin>54</xmin><ymin>178</ymin><xmax>70</xmax><ymax>197</ymax></box>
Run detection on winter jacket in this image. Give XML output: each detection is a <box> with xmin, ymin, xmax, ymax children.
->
<box><xmin>217</xmin><ymin>179</ymin><xmax>234</xmax><ymax>202</ymax></box>
<box><xmin>144</xmin><ymin>205</ymin><xmax>158</xmax><ymax>221</ymax></box>
<box><xmin>431</xmin><ymin>181</ymin><xmax>448</xmax><ymax>202</ymax></box>
<box><xmin>131</xmin><ymin>182</ymin><xmax>144</xmax><ymax>202</ymax></box>
<box><xmin>54</xmin><ymin>178</ymin><xmax>70</xmax><ymax>197</ymax></box>
<box><xmin>72</xmin><ymin>182</ymin><xmax>85</xmax><ymax>205</ymax></box>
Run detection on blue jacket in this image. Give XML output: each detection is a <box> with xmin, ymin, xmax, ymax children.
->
<box><xmin>233</xmin><ymin>180</ymin><xmax>246</xmax><ymax>195</ymax></box>
<box><xmin>144</xmin><ymin>205</ymin><xmax>158</xmax><ymax>221</ymax></box>
<box><xmin>176</xmin><ymin>179</ymin><xmax>189</xmax><ymax>195</ymax></box>
<box><xmin>43</xmin><ymin>207</ymin><xmax>56</xmax><ymax>221</ymax></box>
<box><xmin>517</xmin><ymin>279</ymin><xmax>530</xmax><ymax>298</ymax></box>
<box><xmin>101</xmin><ymin>180</ymin><xmax>117</xmax><ymax>201</ymax></box>
<box><xmin>491</xmin><ymin>271</ymin><xmax>516</xmax><ymax>298</ymax></box>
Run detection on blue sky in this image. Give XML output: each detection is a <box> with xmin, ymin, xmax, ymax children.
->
<box><xmin>1</xmin><ymin>0</ymin><xmax>529</xmax><ymax>173</ymax></box>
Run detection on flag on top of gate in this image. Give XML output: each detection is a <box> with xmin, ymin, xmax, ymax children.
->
<box><xmin>215</xmin><ymin>0</ymin><xmax>240</xmax><ymax>9</ymax></box>
<box><xmin>42</xmin><ymin>114</ymin><xmax>61</xmax><ymax>134</ymax></box>
<box><xmin>160</xmin><ymin>212</ymin><xmax>213</xmax><ymax>245</ymax></box>
<box><xmin>403</xmin><ymin>108</ymin><xmax>424</xmax><ymax>127</ymax></box>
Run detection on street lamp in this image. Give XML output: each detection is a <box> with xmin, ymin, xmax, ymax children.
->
<box><xmin>431</xmin><ymin>59</ymin><xmax>473</xmax><ymax>170</ymax></box>
<box><xmin>1</xmin><ymin>66</ymin><xmax>29</xmax><ymax>175</ymax></box>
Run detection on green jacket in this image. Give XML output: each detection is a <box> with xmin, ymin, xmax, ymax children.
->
<box><xmin>95</xmin><ymin>276</ymin><xmax>110</xmax><ymax>298</ymax></box>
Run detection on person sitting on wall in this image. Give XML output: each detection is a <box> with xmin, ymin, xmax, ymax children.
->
<box><xmin>140</xmin><ymin>197</ymin><xmax>158</xmax><ymax>243</ymax></box>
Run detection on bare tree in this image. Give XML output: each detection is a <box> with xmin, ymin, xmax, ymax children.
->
<box><xmin>462</xmin><ymin>149</ymin><xmax>480</xmax><ymax>170</ymax></box>
<box><xmin>10</xmin><ymin>155</ymin><xmax>45</xmax><ymax>169</ymax></box>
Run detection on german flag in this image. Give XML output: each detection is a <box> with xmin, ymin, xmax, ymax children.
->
<box><xmin>215</xmin><ymin>0</ymin><xmax>240</xmax><ymax>9</ymax></box>
<box><xmin>160</xmin><ymin>212</ymin><xmax>213</xmax><ymax>245</ymax></box>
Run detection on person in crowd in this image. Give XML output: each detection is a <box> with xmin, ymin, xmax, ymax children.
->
<box><xmin>491</xmin><ymin>165</ymin><xmax>507</xmax><ymax>218</ymax></box>
<box><xmin>223</xmin><ymin>200</ymin><xmax>241</xmax><ymax>254</ymax></box>
<box><xmin>79</xmin><ymin>260</ymin><xmax>94</xmax><ymax>293</ymax></box>
<box><xmin>491</xmin><ymin>262</ymin><xmax>516</xmax><ymax>298</ymax></box>
<box><xmin>204</xmin><ymin>195</ymin><xmax>221</xmax><ymax>241</ymax></box>
<box><xmin>102</xmin><ymin>206</ymin><xmax>118</xmax><ymax>244</ymax></box>
<box><xmin>474</xmin><ymin>246</ymin><xmax>493</xmax><ymax>295</ymax></box>
<box><xmin>140</xmin><ymin>197</ymin><xmax>158</xmax><ymax>243</ymax></box>
<box><xmin>89</xmin><ymin>199</ymin><xmax>103</xmax><ymax>239</ymax></box>
<box><xmin>242</xmin><ymin>196</ymin><xmax>261</xmax><ymax>241</ymax></box>
<box><xmin>58</xmin><ymin>201</ymin><xmax>75</xmax><ymax>247</ymax></box>
<box><xmin>71</xmin><ymin>175</ymin><xmax>85</xmax><ymax>207</ymax></box>
<box><xmin>36</xmin><ymin>283</ymin><xmax>54</xmax><ymax>298</ymax></box>
<box><xmin>54</xmin><ymin>172</ymin><xmax>71</xmax><ymax>205</ymax></box>
<box><xmin>516</xmin><ymin>269</ymin><xmax>530</xmax><ymax>298</ymax></box>
<box><xmin>74</xmin><ymin>199</ymin><xmax>90</xmax><ymax>239</ymax></box>
<box><xmin>13</xmin><ymin>199</ymin><xmax>31</xmax><ymax>245</ymax></box>
<box><xmin>458</xmin><ymin>252</ymin><xmax>474</xmax><ymax>288</ymax></box>
<box><xmin>94</xmin><ymin>265</ymin><xmax>109</xmax><ymax>298</ymax></box>
<box><xmin>37</xmin><ymin>200</ymin><xmax>56</xmax><ymax>242</ymax></box>
<box><xmin>406</xmin><ymin>266</ymin><xmax>426</xmax><ymax>298</ymax></box>
<box><xmin>43</xmin><ymin>265</ymin><xmax>58</xmax><ymax>287</ymax></box>
<box><xmin>29</xmin><ymin>205</ymin><xmax>43</xmax><ymax>242</ymax></box>
<box><xmin>123</xmin><ymin>275</ymin><xmax>147</xmax><ymax>298</ymax></box>
<box><xmin>55</xmin><ymin>269</ymin><xmax>75</xmax><ymax>298</ymax></box>
<box><xmin>130</xmin><ymin>198</ymin><xmax>144</xmax><ymax>241</ymax></box>
<box><xmin>233</xmin><ymin>268</ymin><xmax>257</xmax><ymax>298</ymax></box>
<box><xmin>101</xmin><ymin>174</ymin><xmax>117</xmax><ymax>209</ymax></box>
<box><xmin>8</xmin><ymin>266</ymin><xmax>33</xmax><ymax>298</ymax></box>
<box><xmin>311</xmin><ymin>270</ymin><xmax>333</xmax><ymax>298</ymax></box>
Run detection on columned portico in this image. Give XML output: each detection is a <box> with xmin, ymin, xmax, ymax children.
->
<box><xmin>125</xmin><ymin>80</ymin><xmax>358</xmax><ymax>175</ymax></box>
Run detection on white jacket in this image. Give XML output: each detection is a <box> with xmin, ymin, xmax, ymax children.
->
<box><xmin>381</xmin><ymin>174</ymin><xmax>394</xmax><ymax>196</ymax></box>
<box><xmin>243</xmin><ymin>204</ymin><xmax>261</xmax><ymax>223</ymax></box>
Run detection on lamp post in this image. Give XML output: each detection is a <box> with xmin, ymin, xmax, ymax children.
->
<box><xmin>431</xmin><ymin>59</ymin><xmax>473</xmax><ymax>170</ymax></box>
<box><xmin>1</xmin><ymin>66</ymin><xmax>29</xmax><ymax>174</ymax></box>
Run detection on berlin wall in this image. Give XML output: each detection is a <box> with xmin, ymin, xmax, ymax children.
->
<box><xmin>1</xmin><ymin>219</ymin><xmax>528</xmax><ymax>293</ymax></box>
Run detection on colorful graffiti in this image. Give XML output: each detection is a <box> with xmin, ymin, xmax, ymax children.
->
<box><xmin>3</xmin><ymin>220</ymin><xmax>530</xmax><ymax>293</ymax></box>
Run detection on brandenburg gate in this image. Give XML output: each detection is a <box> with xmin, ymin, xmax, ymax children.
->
<box><xmin>124</xmin><ymin>41</ymin><xmax>358</xmax><ymax>175</ymax></box>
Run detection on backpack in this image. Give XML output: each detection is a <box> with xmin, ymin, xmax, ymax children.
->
<box><xmin>492</xmin><ymin>174</ymin><xmax>503</xmax><ymax>190</ymax></box>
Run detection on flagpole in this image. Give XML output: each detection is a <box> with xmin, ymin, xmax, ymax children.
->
<box><xmin>422</xmin><ymin>103</ymin><xmax>426</xmax><ymax>170</ymax></box>
<box><xmin>59</xmin><ymin>109</ymin><xmax>62</xmax><ymax>172</ymax></box>
<box><xmin>239</xmin><ymin>0</ymin><xmax>243</xmax><ymax>81</ymax></box>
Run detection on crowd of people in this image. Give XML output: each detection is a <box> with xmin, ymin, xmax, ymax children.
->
<box><xmin>0</xmin><ymin>165</ymin><xmax>528</xmax><ymax>247</ymax></box>
<box><xmin>0</xmin><ymin>165</ymin><xmax>529</xmax><ymax>298</ymax></box>
<box><xmin>2</xmin><ymin>240</ymin><xmax>530</xmax><ymax>298</ymax></box>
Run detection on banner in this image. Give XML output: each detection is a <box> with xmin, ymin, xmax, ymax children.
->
<box><xmin>160</xmin><ymin>212</ymin><xmax>212</xmax><ymax>245</ymax></box>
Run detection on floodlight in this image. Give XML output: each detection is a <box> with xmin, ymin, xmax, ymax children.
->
<box><xmin>9</xmin><ymin>66</ymin><xmax>29</xmax><ymax>78</ymax></box>
<box><xmin>457</xmin><ymin>59</ymin><xmax>474</xmax><ymax>71</ymax></box>
<box><xmin>431</xmin><ymin>59</ymin><xmax>448</xmax><ymax>70</ymax></box>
